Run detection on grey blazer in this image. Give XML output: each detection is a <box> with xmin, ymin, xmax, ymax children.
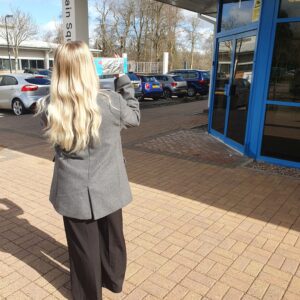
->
<box><xmin>46</xmin><ymin>75</ymin><xmax>140</xmax><ymax>220</ymax></box>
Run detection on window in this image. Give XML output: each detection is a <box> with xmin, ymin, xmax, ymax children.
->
<box><xmin>201</xmin><ymin>72</ymin><xmax>210</xmax><ymax>80</ymax></box>
<box><xmin>29</xmin><ymin>60</ymin><xmax>37</xmax><ymax>69</ymax></box>
<box><xmin>172</xmin><ymin>76</ymin><xmax>184</xmax><ymax>81</ymax></box>
<box><xmin>220</xmin><ymin>0</ymin><xmax>261</xmax><ymax>32</ymax></box>
<box><xmin>279</xmin><ymin>0</ymin><xmax>300</xmax><ymax>18</ymax></box>
<box><xmin>21</xmin><ymin>59</ymin><xmax>29</xmax><ymax>70</ymax></box>
<box><xmin>128</xmin><ymin>73</ymin><xmax>140</xmax><ymax>81</ymax></box>
<box><xmin>25</xmin><ymin>78</ymin><xmax>51</xmax><ymax>85</ymax></box>
<box><xmin>49</xmin><ymin>60</ymin><xmax>54</xmax><ymax>68</ymax></box>
<box><xmin>188</xmin><ymin>72</ymin><xmax>198</xmax><ymax>79</ymax></box>
<box><xmin>142</xmin><ymin>76</ymin><xmax>156</xmax><ymax>82</ymax></box>
<box><xmin>2</xmin><ymin>76</ymin><xmax>18</xmax><ymax>86</ymax></box>
<box><xmin>268</xmin><ymin>22</ymin><xmax>300</xmax><ymax>102</ymax></box>
<box><xmin>0</xmin><ymin>58</ymin><xmax>15</xmax><ymax>70</ymax></box>
<box><xmin>261</xmin><ymin>105</ymin><xmax>300</xmax><ymax>162</ymax></box>
<box><xmin>37</xmin><ymin>60</ymin><xmax>44</xmax><ymax>69</ymax></box>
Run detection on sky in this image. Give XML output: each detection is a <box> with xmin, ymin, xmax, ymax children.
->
<box><xmin>0</xmin><ymin>0</ymin><xmax>213</xmax><ymax>47</ymax></box>
<box><xmin>0</xmin><ymin>0</ymin><xmax>62</xmax><ymax>34</ymax></box>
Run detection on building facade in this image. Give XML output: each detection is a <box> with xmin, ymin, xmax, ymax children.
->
<box><xmin>0</xmin><ymin>39</ymin><xmax>56</xmax><ymax>71</ymax></box>
<box><xmin>159</xmin><ymin>0</ymin><xmax>299</xmax><ymax>168</ymax></box>
<box><xmin>0</xmin><ymin>38</ymin><xmax>101</xmax><ymax>72</ymax></box>
<box><xmin>208</xmin><ymin>0</ymin><xmax>300</xmax><ymax>168</ymax></box>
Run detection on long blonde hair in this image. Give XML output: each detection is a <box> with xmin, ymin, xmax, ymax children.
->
<box><xmin>38</xmin><ymin>41</ymin><xmax>101</xmax><ymax>153</ymax></box>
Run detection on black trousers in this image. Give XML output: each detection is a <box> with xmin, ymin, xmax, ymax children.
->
<box><xmin>63</xmin><ymin>209</ymin><xmax>127</xmax><ymax>300</ymax></box>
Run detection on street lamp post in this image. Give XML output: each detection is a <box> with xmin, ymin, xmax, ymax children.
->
<box><xmin>5</xmin><ymin>15</ymin><xmax>13</xmax><ymax>74</ymax></box>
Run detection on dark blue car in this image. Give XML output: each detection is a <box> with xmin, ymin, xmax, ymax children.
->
<box><xmin>170</xmin><ymin>69</ymin><xmax>210</xmax><ymax>97</ymax></box>
<box><xmin>138</xmin><ymin>75</ymin><xmax>164</xmax><ymax>100</ymax></box>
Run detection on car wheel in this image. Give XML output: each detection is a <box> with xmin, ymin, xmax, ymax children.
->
<box><xmin>163</xmin><ymin>89</ymin><xmax>172</xmax><ymax>99</ymax></box>
<box><xmin>12</xmin><ymin>99</ymin><xmax>25</xmax><ymax>116</ymax></box>
<box><xmin>187</xmin><ymin>87</ymin><xmax>196</xmax><ymax>97</ymax></box>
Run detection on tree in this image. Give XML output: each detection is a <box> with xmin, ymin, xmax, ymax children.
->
<box><xmin>42</xmin><ymin>20</ymin><xmax>64</xmax><ymax>44</ymax></box>
<box><xmin>186</xmin><ymin>16</ymin><xmax>201</xmax><ymax>69</ymax></box>
<box><xmin>94</xmin><ymin>0</ymin><xmax>115</xmax><ymax>56</ymax></box>
<box><xmin>0</xmin><ymin>8</ymin><xmax>37</xmax><ymax>71</ymax></box>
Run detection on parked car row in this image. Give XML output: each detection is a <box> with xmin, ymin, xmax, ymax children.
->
<box><xmin>137</xmin><ymin>69</ymin><xmax>210</xmax><ymax>100</ymax></box>
<box><xmin>0</xmin><ymin>69</ymin><xmax>210</xmax><ymax>115</ymax></box>
<box><xmin>0</xmin><ymin>74</ymin><xmax>50</xmax><ymax>115</ymax></box>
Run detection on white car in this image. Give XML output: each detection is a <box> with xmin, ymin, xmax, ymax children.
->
<box><xmin>0</xmin><ymin>74</ymin><xmax>50</xmax><ymax>115</ymax></box>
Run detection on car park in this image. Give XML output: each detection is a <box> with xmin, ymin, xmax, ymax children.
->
<box><xmin>154</xmin><ymin>74</ymin><xmax>187</xmax><ymax>98</ymax></box>
<box><xmin>99</xmin><ymin>74</ymin><xmax>115</xmax><ymax>90</ymax></box>
<box><xmin>24</xmin><ymin>68</ymin><xmax>52</xmax><ymax>78</ymax></box>
<box><xmin>170</xmin><ymin>69</ymin><xmax>210</xmax><ymax>97</ymax></box>
<box><xmin>99</xmin><ymin>73</ymin><xmax>143</xmax><ymax>99</ymax></box>
<box><xmin>127</xmin><ymin>72</ymin><xmax>143</xmax><ymax>99</ymax></box>
<box><xmin>0</xmin><ymin>74</ymin><xmax>50</xmax><ymax>115</ymax></box>
<box><xmin>138</xmin><ymin>75</ymin><xmax>163</xmax><ymax>100</ymax></box>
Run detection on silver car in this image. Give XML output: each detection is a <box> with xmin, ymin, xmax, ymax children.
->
<box><xmin>0</xmin><ymin>74</ymin><xmax>50</xmax><ymax>115</ymax></box>
<box><xmin>155</xmin><ymin>74</ymin><xmax>187</xmax><ymax>98</ymax></box>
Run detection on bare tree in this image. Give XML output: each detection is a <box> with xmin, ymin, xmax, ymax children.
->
<box><xmin>186</xmin><ymin>16</ymin><xmax>201</xmax><ymax>69</ymax></box>
<box><xmin>42</xmin><ymin>21</ymin><xmax>64</xmax><ymax>44</ymax></box>
<box><xmin>0</xmin><ymin>8</ymin><xmax>37</xmax><ymax>71</ymax></box>
<box><xmin>94</xmin><ymin>0</ymin><xmax>115</xmax><ymax>56</ymax></box>
<box><xmin>132</xmin><ymin>0</ymin><xmax>151</xmax><ymax>61</ymax></box>
<box><xmin>111</xmin><ymin>0</ymin><xmax>135</xmax><ymax>54</ymax></box>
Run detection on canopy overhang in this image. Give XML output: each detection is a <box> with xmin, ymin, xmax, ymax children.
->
<box><xmin>156</xmin><ymin>0</ymin><xmax>218</xmax><ymax>16</ymax></box>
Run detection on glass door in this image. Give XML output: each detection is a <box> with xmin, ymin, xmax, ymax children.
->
<box><xmin>211</xmin><ymin>33</ymin><xmax>257</xmax><ymax>149</ymax></box>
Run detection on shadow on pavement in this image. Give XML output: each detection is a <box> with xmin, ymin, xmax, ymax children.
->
<box><xmin>124</xmin><ymin>148</ymin><xmax>300</xmax><ymax>233</ymax></box>
<box><xmin>0</xmin><ymin>198</ymin><xmax>71</xmax><ymax>299</ymax></box>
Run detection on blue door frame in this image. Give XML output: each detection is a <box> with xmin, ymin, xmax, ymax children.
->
<box><xmin>208</xmin><ymin>0</ymin><xmax>300</xmax><ymax>168</ymax></box>
<box><xmin>208</xmin><ymin>30</ymin><xmax>258</xmax><ymax>154</ymax></box>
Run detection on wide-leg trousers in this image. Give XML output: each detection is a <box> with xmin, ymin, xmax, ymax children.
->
<box><xmin>63</xmin><ymin>209</ymin><xmax>127</xmax><ymax>300</ymax></box>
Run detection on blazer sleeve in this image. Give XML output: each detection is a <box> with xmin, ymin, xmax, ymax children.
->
<box><xmin>115</xmin><ymin>75</ymin><xmax>140</xmax><ymax>128</ymax></box>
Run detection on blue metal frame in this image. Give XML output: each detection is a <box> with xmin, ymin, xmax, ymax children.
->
<box><xmin>209</xmin><ymin>0</ymin><xmax>300</xmax><ymax>168</ymax></box>
<box><xmin>255</xmin><ymin>0</ymin><xmax>300</xmax><ymax>168</ymax></box>
<box><xmin>209</xmin><ymin>28</ymin><xmax>258</xmax><ymax>152</ymax></box>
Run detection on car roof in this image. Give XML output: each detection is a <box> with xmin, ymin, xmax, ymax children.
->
<box><xmin>0</xmin><ymin>73</ymin><xmax>35</xmax><ymax>79</ymax></box>
<box><xmin>171</xmin><ymin>69</ymin><xmax>208</xmax><ymax>72</ymax></box>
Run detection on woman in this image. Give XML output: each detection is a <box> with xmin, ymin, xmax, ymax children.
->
<box><xmin>37</xmin><ymin>41</ymin><xmax>140</xmax><ymax>300</ymax></box>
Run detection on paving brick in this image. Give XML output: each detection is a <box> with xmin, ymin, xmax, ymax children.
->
<box><xmin>206</xmin><ymin>282</ymin><xmax>230</xmax><ymax>300</ymax></box>
<box><xmin>1</xmin><ymin>102</ymin><xmax>300</xmax><ymax>300</ymax></box>
<box><xmin>127</xmin><ymin>267</ymin><xmax>153</xmax><ymax>286</ymax></box>
<box><xmin>263</xmin><ymin>285</ymin><xmax>285</xmax><ymax>300</ymax></box>
<box><xmin>244</xmin><ymin>260</ymin><xmax>264</xmax><ymax>277</ymax></box>
<box><xmin>123</xmin><ymin>287</ymin><xmax>148</xmax><ymax>300</ymax></box>
<box><xmin>223</xmin><ymin>287</ymin><xmax>244</xmax><ymax>300</ymax></box>
<box><xmin>181</xmin><ymin>277</ymin><xmax>209</xmax><ymax>296</ymax></box>
<box><xmin>207</xmin><ymin>263</ymin><xmax>228</xmax><ymax>280</ymax></box>
<box><xmin>168</xmin><ymin>264</ymin><xmax>191</xmax><ymax>283</ymax></box>
<box><xmin>288</xmin><ymin>276</ymin><xmax>300</xmax><ymax>295</ymax></box>
<box><xmin>164</xmin><ymin>284</ymin><xmax>189</xmax><ymax>300</ymax></box>
<box><xmin>248</xmin><ymin>279</ymin><xmax>269</xmax><ymax>298</ymax></box>
<box><xmin>183</xmin><ymin>291</ymin><xmax>203</xmax><ymax>300</ymax></box>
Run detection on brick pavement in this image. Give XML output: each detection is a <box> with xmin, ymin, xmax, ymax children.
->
<box><xmin>0</xmin><ymin>101</ymin><xmax>300</xmax><ymax>299</ymax></box>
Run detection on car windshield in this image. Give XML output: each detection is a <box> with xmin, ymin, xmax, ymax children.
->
<box><xmin>143</xmin><ymin>76</ymin><xmax>157</xmax><ymax>82</ymax></box>
<box><xmin>128</xmin><ymin>73</ymin><xmax>139</xmax><ymax>81</ymax></box>
<box><xmin>202</xmin><ymin>72</ymin><xmax>210</xmax><ymax>80</ymax></box>
<box><xmin>25</xmin><ymin>77</ymin><xmax>51</xmax><ymax>85</ymax></box>
<box><xmin>38</xmin><ymin>70</ymin><xmax>51</xmax><ymax>76</ymax></box>
<box><xmin>99</xmin><ymin>74</ymin><xmax>115</xmax><ymax>79</ymax></box>
<box><xmin>172</xmin><ymin>76</ymin><xmax>185</xmax><ymax>81</ymax></box>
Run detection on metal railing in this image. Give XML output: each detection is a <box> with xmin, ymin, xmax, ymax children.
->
<box><xmin>128</xmin><ymin>61</ymin><xmax>163</xmax><ymax>74</ymax></box>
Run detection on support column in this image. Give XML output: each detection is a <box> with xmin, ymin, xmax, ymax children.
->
<box><xmin>62</xmin><ymin>0</ymin><xmax>89</xmax><ymax>44</ymax></box>
<box><xmin>44</xmin><ymin>51</ymin><xmax>49</xmax><ymax>69</ymax></box>
<box><xmin>163</xmin><ymin>52</ymin><xmax>169</xmax><ymax>74</ymax></box>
